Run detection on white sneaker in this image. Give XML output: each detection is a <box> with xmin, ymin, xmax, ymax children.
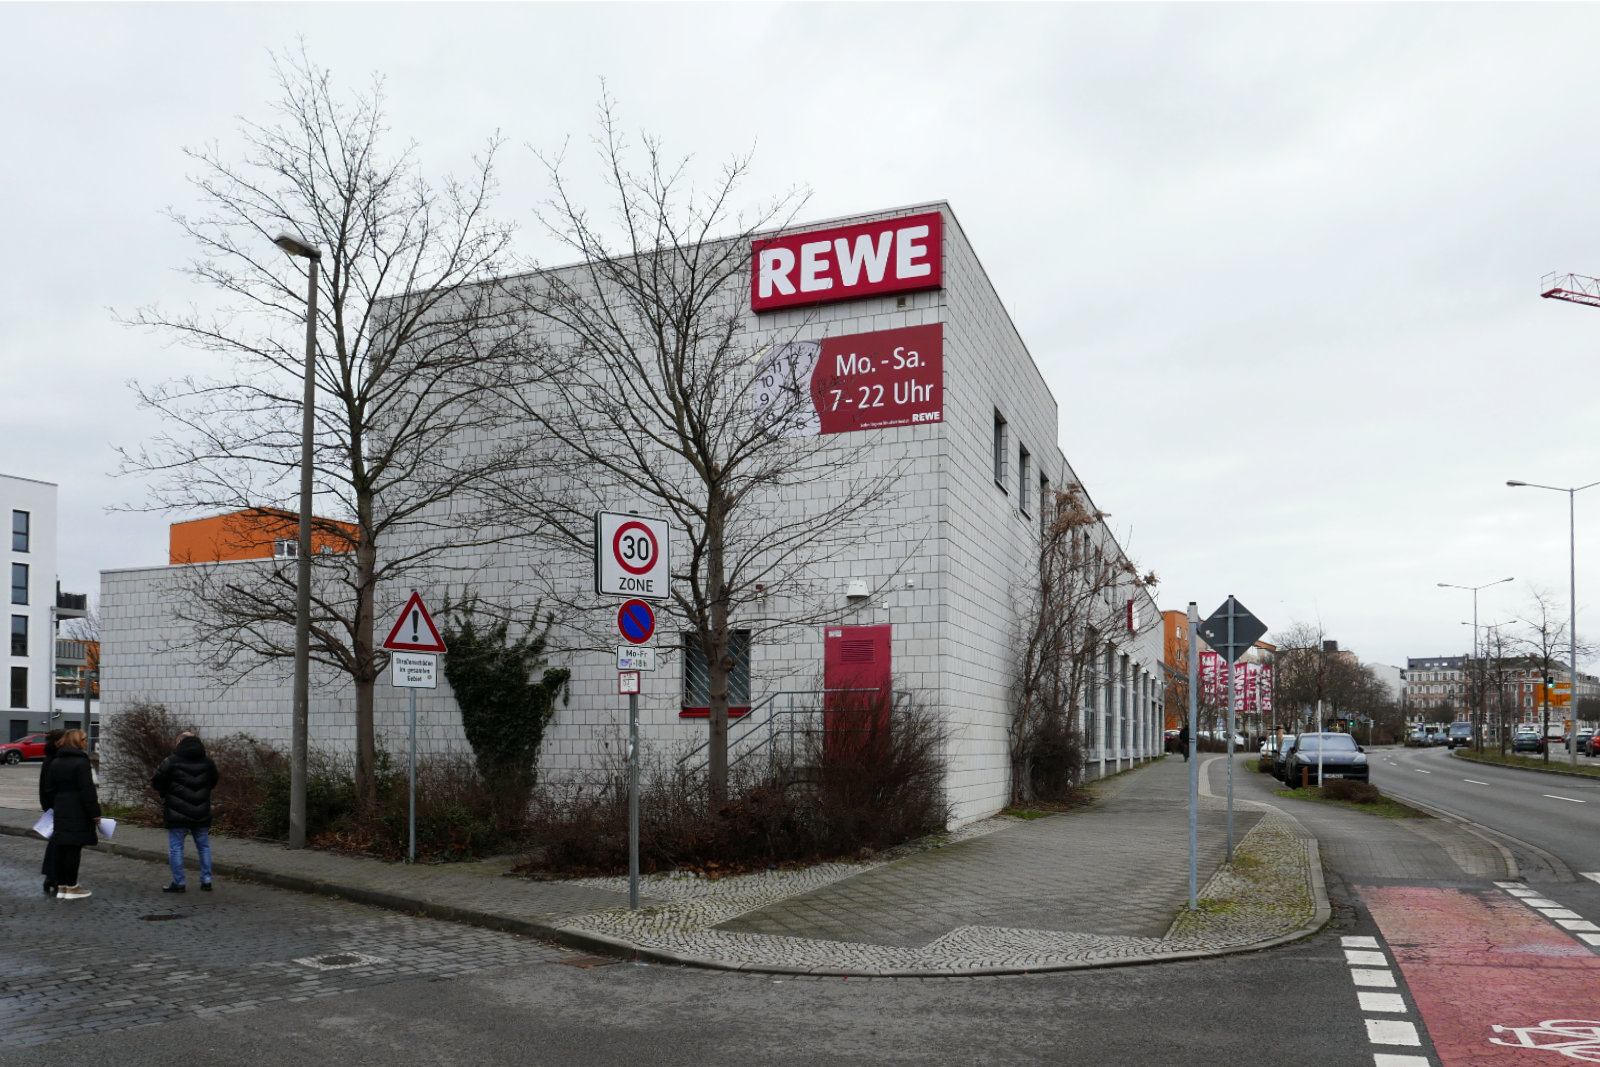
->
<box><xmin>58</xmin><ymin>886</ymin><xmax>91</xmax><ymax>900</ymax></box>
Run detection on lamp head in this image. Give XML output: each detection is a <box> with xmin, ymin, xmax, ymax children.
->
<box><xmin>1507</xmin><ymin>480</ymin><xmax>1526</xmax><ymax>487</ymax></box>
<box><xmin>273</xmin><ymin>232</ymin><xmax>321</xmax><ymax>261</ymax></box>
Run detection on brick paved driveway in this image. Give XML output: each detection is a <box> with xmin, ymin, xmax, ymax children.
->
<box><xmin>722</xmin><ymin>759</ymin><xmax>1264</xmax><ymax>946</ymax></box>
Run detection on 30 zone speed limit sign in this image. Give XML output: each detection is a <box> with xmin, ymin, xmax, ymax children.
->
<box><xmin>595</xmin><ymin>512</ymin><xmax>671</xmax><ymax>601</ymax></box>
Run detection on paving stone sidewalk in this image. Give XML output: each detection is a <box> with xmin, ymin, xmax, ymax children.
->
<box><xmin>0</xmin><ymin>756</ymin><xmax>1328</xmax><ymax>977</ymax></box>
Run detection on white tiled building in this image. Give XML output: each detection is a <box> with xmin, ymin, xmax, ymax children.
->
<box><xmin>100</xmin><ymin>203</ymin><xmax>1164</xmax><ymax>825</ymax></box>
<box><xmin>4</xmin><ymin>474</ymin><xmax>91</xmax><ymax>740</ymax></box>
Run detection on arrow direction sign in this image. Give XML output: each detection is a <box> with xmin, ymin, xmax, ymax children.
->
<box><xmin>381</xmin><ymin>591</ymin><xmax>447</xmax><ymax>654</ymax></box>
<box><xmin>1198</xmin><ymin>596</ymin><xmax>1267</xmax><ymax>664</ymax></box>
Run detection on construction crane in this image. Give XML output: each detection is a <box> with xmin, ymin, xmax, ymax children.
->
<box><xmin>1541</xmin><ymin>272</ymin><xmax>1600</xmax><ymax>308</ymax></box>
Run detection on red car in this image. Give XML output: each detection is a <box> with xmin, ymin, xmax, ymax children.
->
<box><xmin>0</xmin><ymin>733</ymin><xmax>48</xmax><ymax>764</ymax></box>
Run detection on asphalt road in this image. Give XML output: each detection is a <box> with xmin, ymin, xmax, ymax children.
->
<box><xmin>0</xmin><ymin>831</ymin><xmax>1389</xmax><ymax>1066</ymax></box>
<box><xmin>1372</xmin><ymin>743</ymin><xmax>1600</xmax><ymax>876</ymax></box>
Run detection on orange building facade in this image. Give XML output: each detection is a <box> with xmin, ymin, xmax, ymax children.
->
<box><xmin>169</xmin><ymin>509</ymin><xmax>357</xmax><ymax>565</ymax></box>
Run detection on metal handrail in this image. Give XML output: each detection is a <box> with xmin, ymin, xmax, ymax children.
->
<box><xmin>675</xmin><ymin>688</ymin><xmax>890</xmax><ymax>771</ymax></box>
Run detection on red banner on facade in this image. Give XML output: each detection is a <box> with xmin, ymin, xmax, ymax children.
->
<box><xmin>753</xmin><ymin>324</ymin><xmax>942</xmax><ymax>435</ymax></box>
<box><xmin>751</xmin><ymin>212</ymin><xmax>943</xmax><ymax>313</ymax></box>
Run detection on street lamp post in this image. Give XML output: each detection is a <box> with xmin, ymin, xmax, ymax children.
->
<box><xmin>1507</xmin><ymin>478</ymin><xmax>1600</xmax><ymax>767</ymax></box>
<box><xmin>1438</xmin><ymin>577</ymin><xmax>1513</xmax><ymax>753</ymax></box>
<box><xmin>274</xmin><ymin>231</ymin><xmax>320</xmax><ymax>850</ymax></box>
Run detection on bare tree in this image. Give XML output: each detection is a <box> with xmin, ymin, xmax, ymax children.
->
<box><xmin>1011</xmin><ymin>487</ymin><xmax>1157</xmax><ymax>803</ymax></box>
<box><xmin>117</xmin><ymin>46</ymin><xmax>530</xmax><ymax>807</ymax></box>
<box><xmin>1513</xmin><ymin>586</ymin><xmax>1593</xmax><ymax>764</ymax></box>
<box><xmin>492</xmin><ymin>96</ymin><xmax>906</xmax><ymax>805</ymax></box>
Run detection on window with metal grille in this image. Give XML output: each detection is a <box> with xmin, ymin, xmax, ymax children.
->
<box><xmin>681</xmin><ymin>630</ymin><xmax>751</xmax><ymax>716</ymax></box>
<box><xmin>11</xmin><ymin>511</ymin><xmax>28</xmax><ymax>553</ymax></box>
<box><xmin>1018</xmin><ymin>446</ymin><xmax>1031</xmax><ymax>515</ymax></box>
<box><xmin>993</xmin><ymin>410</ymin><xmax>1008</xmax><ymax>488</ymax></box>
<box><xmin>10</xmin><ymin>615</ymin><xmax>25</xmax><ymax>657</ymax></box>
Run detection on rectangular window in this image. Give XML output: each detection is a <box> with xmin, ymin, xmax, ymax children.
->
<box><xmin>993</xmin><ymin>410</ymin><xmax>1008</xmax><ymax>489</ymax></box>
<box><xmin>1018</xmin><ymin>447</ymin><xmax>1031</xmax><ymax>516</ymax></box>
<box><xmin>9</xmin><ymin>666</ymin><xmax>25</xmax><ymax>709</ymax></box>
<box><xmin>10</xmin><ymin>615</ymin><xmax>25</xmax><ymax>657</ymax></box>
<box><xmin>10</xmin><ymin>563</ymin><xmax>26</xmax><ymax>606</ymax></box>
<box><xmin>681</xmin><ymin>630</ymin><xmax>752</xmax><ymax>716</ymax></box>
<box><xmin>274</xmin><ymin>539</ymin><xmax>298</xmax><ymax>559</ymax></box>
<box><xmin>11</xmin><ymin>511</ymin><xmax>28</xmax><ymax>553</ymax></box>
<box><xmin>1039</xmin><ymin>475</ymin><xmax>1051</xmax><ymax>533</ymax></box>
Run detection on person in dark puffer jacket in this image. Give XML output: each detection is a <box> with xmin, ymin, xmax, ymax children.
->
<box><xmin>151</xmin><ymin>732</ymin><xmax>219</xmax><ymax>893</ymax></box>
<box><xmin>38</xmin><ymin>728</ymin><xmax>65</xmax><ymax>896</ymax></box>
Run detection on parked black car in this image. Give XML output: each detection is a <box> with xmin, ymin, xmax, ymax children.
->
<box><xmin>1282</xmin><ymin>733</ymin><xmax>1369</xmax><ymax>788</ymax></box>
<box><xmin>1512</xmin><ymin>731</ymin><xmax>1545</xmax><ymax>754</ymax></box>
<box><xmin>1271</xmin><ymin>734</ymin><xmax>1300</xmax><ymax>781</ymax></box>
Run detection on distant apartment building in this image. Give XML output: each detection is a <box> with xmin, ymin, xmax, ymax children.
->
<box><xmin>169</xmin><ymin>508</ymin><xmax>358</xmax><ymax>564</ymax></box>
<box><xmin>1405</xmin><ymin>653</ymin><xmax>1598</xmax><ymax>726</ymax></box>
<box><xmin>3</xmin><ymin>474</ymin><xmax>91</xmax><ymax>740</ymax></box>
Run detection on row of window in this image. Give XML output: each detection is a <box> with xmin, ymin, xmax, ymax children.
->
<box><xmin>993</xmin><ymin>410</ymin><xmax>1050</xmax><ymax>526</ymax></box>
<box><xmin>12</xmin><ymin>510</ymin><xmax>28</xmax><ymax>553</ymax></box>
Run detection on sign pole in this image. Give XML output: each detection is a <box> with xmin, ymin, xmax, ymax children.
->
<box><xmin>1226</xmin><ymin>600</ymin><xmax>1236</xmax><ymax>864</ymax></box>
<box><xmin>1187</xmin><ymin>602</ymin><xmax>1199</xmax><ymax>910</ymax></box>
<box><xmin>408</xmin><ymin>686</ymin><xmax>417</xmax><ymax>865</ymax></box>
<box><xmin>628</xmin><ymin>690</ymin><xmax>640</xmax><ymax>910</ymax></box>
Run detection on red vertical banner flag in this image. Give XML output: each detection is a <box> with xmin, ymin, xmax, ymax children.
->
<box><xmin>1199</xmin><ymin>651</ymin><xmax>1221</xmax><ymax>702</ymax></box>
<box><xmin>1259</xmin><ymin>664</ymin><xmax>1275</xmax><ymax>714</ymax></box>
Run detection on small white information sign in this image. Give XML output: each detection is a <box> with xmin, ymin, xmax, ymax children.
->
<box><xmin>392</xmin><ymin>651</ymin><xmax>438</xmax><ymax>689</ymax></box>
<box><xmin>616</xmin><ymin>645</ymin><xmax>657</xmax><ymax>672</ymax></box>
<box><xmin>618</xmin><ymin>671</ymin><xmax>640</xmax><ymax>695</ymax></box>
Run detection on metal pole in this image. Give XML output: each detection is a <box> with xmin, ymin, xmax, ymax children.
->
<box><xmin>1571</xmin><ymin>488</ymin><xmax>1581</xmax><ymax>767</ymax></box>
<box><xmin>1187</xmin><ymin>602</ymin><xmax>1199</xmax><ymax>910</ymax></box>
<box><xmin>289</xmin><ymin>254</ymin><xmax>319</xmax><ymax>851</ymax></box>
<box><xmin>1472</xmin><ymin>588</ymin><xmax>1480</xmax><ymax>752</ymax></box>
<box><xmin>628</xmin><ymin>690</ymin><xmax>640</xmax><ymax>910</ymax></box>
<box><xmin>1225</xmin><ymin>599</ymin><xmax>1236</xmax><ymax>864</ymax></box>
<box><xmin>408</xmin><ymin>686</ymin><xmax>417</xmax><ymax>863</ymax></box>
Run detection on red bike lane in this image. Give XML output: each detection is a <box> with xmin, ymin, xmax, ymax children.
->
<box><xmin>1362</xmin><ymin>885</ymin><xmax>1600</xmax><ymax>1065</ymax></box>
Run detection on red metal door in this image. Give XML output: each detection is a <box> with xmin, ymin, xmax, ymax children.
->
<box><xmin>823</xmin><ymin>625</ymin><xmax>892</xmax><ymax>763</ymax></box>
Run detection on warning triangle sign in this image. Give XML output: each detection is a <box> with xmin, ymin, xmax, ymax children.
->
<box><xmin>381</xmin><ymin>591</ymin><xmax>447</xmax><ymax>653</ymax></box>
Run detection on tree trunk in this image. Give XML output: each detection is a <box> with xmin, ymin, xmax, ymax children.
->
<box><xmin>354</xmin><ymin>517</ymin><xmax>378</xmax><ymax>810</ymax></box>
<box><xmin>705</xmin><ymin>498</ymin><xmax>730</xmax><ymax>809</ymax></box>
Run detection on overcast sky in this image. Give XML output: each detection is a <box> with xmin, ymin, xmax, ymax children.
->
<box><xmin>4</xmin><ymin>3</ymin><xmax>1599</xmax><ymax>670</ymax></box>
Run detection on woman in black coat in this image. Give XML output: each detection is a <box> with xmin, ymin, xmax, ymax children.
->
<box><xmin>38</xmin><ymin>729</ymin><xmax>64</xmax><ymax>895</ymax></box>
<box><xmin>41</xmin><ymin>729</ymin><xmax>100</xmax><ymax>900</ymax></box>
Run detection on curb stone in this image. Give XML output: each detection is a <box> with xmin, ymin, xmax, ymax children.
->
<box><xmin>1</xmin><ymin>777</ymin><xmax>1331</xmax><ymax>977</ymax></box>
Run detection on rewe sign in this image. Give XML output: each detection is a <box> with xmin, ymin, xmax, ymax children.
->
<box><xmin>751</xmin><ymin>212</ymin><xmax>943</xmax><ymax>313</ymax></box>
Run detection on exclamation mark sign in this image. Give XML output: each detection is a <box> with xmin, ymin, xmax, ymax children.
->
<box><xmin>411</xmin><ymin>610</ymin><xmax>419</xmax><ymax>643</ymax></box>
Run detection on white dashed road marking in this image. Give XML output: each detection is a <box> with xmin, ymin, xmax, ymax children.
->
<box><xmin>1340</xmin><ymin>934</ymin><xmax>1434</xmax><ymax>1066</ymax></box>
<box><xmin>1583</xmin><ymin>873</ymin><xmax>1600</xmax><ymax>886</ymax></box>
<box><xmin>1543</xmin><ymin>794</ymin><xmax>1585</xmax><ymax>803</ymax></box>
<box><xmin>1462</xmin><ymin>779</ymin><xmax>1488</xmax><ymax>785</ymax></box>
<box><xmin>1415</xmin><ymin>769</ymin><xmax>1432</xmax><ymax>774</ymax></box>
<box><xmin>1495</xmin><ymin>882</ymin><xmax>1600</xmax><ymax>948</ymax></box>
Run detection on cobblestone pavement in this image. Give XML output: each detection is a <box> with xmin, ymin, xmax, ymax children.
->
<box><xmin>0</xmin><ymin>756</ymin><xmax>1327</xmax><ymax>982</ymax></box>
<box><xmin>0</xmin><ymin>836</ymin><xmax>570</xmax><ymax>1050</ymax></box>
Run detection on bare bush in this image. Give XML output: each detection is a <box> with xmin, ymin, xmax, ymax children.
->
<box><xmin>520</xmin><ymin>698</ymin><xmax>949</xmax><ymax>876</ymax></box>
<box><xmin>1321</xmin><ymin>779</ymin><xmax>1381</xmax><ymax>804</ymax></box>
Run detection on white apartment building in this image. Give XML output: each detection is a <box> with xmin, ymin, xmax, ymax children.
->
<box><xmin>100</xmin><ymin>203</ymin><xmax>1164</xmax><ymax>824</ymax></box>
<box><xmin>4</xmin><ymin>474</ymin><xmax>90</xmax><ymax>741</ymax></box>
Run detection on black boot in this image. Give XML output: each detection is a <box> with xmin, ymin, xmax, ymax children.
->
<box><xmin>162</xmin><ymin>883</ymin><xmax>186</xmax><ymax>893</ymax></box>
<box><xmin>43</xmin><ymin>881</ymin><xmax>56</xmax><ymax>897</ymax></box>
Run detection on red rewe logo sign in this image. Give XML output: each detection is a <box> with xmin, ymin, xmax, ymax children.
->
<box><xmin>751</xmin><ymin>212</ymin><xmax>943</xmax><ymax>313</ymax></box>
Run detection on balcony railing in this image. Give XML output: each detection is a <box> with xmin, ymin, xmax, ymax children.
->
<box><xmin>55</xmin><ymin>590</ymin><xmax>88</xmax><ymax>617</ymax></box>
<box><xmin>55</xmin><ymin>640</ymin><xmax>88</xmax><ymax>665</ymax></box>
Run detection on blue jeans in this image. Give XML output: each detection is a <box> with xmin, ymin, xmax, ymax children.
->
<box><xmin>167</xmin><ymin>827</ymin><xmax>212</xmax><ymax>886</ymax></box>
